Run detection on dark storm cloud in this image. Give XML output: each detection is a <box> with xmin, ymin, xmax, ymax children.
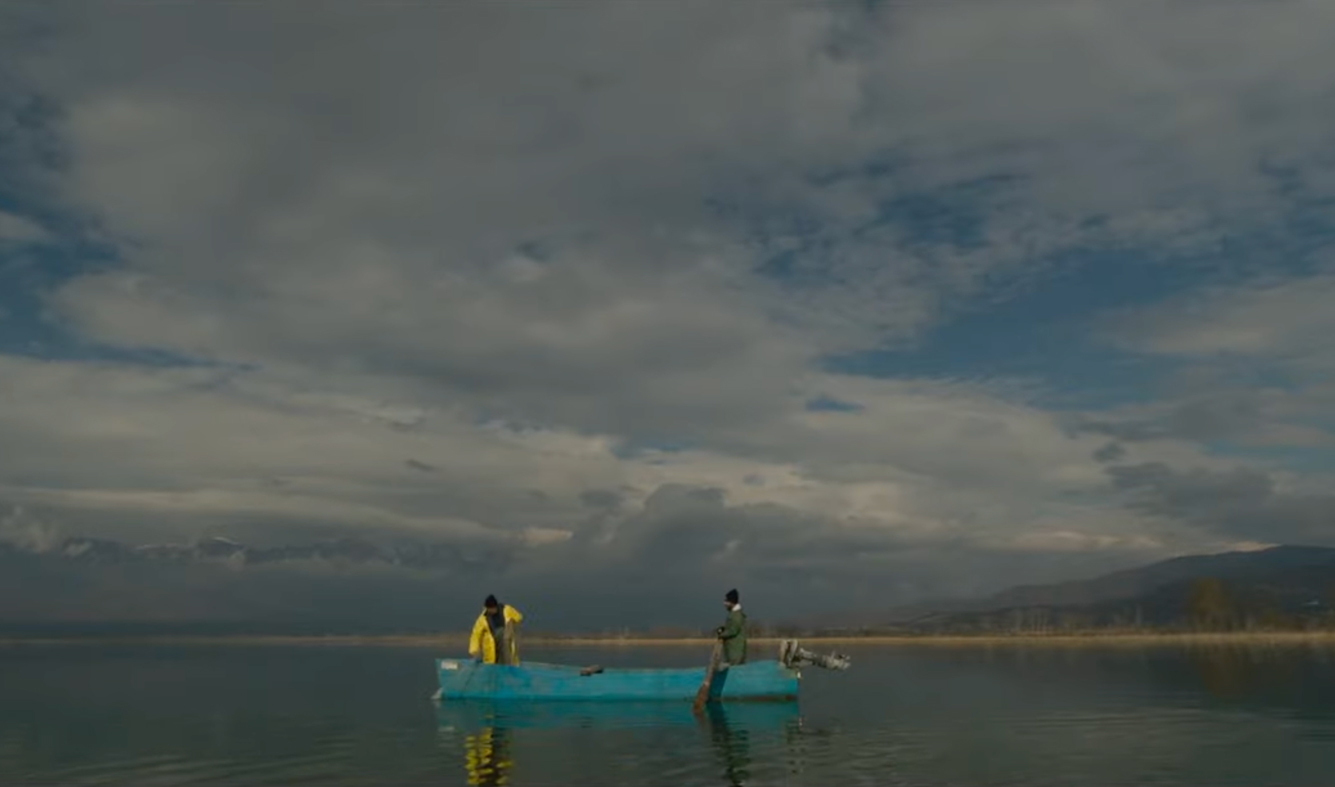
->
<box><xmin>0</xmin><ymin>546</ymin><xmax>490</xmax><ymax>635</ymax></box>
<box><xmin>578</xmin><ymin>489</ymin><xmax>623</xmax><ymax>510</ymax></box>
<box><xmin>595</xmin><ymin>483</ymin><xmax>911</xmax><ymax>568</ymax></box>
<box><xmin>1092</xmin><ymin>441</ymin><xmax>1127</xmax><ymax>464</ymax></box>
<box><xmin>1076</xmin><ymin>392</ymin><xmax>1270</xmax><ymax>443</ymax></box>
<box><xmin>540</xmin><ymin>483</ymin><xmax>1077</xmax><ymax>623</ymax></box>
<box><xmin>0</xmin><ymin>479</ymin><xmax>1174</xmax><ymax>632</ymax></box>
<box><xmin>405</xmin><ymin>458</ymin><xmax>438</xmax><ymax>473</ymax></box>
<box><xmin>1107</xmin><ymin>461</ymin><xmax>1335</xmax><ymax>544</ymax></box>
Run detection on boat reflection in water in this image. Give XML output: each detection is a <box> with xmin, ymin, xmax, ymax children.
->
<box><xmin>438</xmin><ymin>700</ymin><xmax>803</xmax><ymax>786</ymax></box>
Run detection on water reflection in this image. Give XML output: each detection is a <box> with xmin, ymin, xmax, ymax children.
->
<box><xmin>464</xmin><ymin>726</ymin><xmax>512</xmax><ymax>786</ymax></box>
<box><xmin>1191</xmin><ymin>646</ymin><xmax>1264</xmax><ymax>699</ymax></box>
<box><xmin>1182</xmin><ymin>644</ymin><xmax>1335</xmax><ymax>710</ymax></box>
<box><xmin>704</xmin><ymin>704</ymin><xmax>807</xmax><ymax>785</ymax></box>
<box><xmin>699</xmin><ymin>704</ymin><xmax>760</xmax><ymax>786</ymax></box>
<box><xmin>14</xmin><ymin>644</ymin><xmax>1335</xmax><ymax>785</ymax></box>
<box><xmin>437</xmin><ymin>701</ymin><xmax>801</xmax><ymax>786</ymax></box>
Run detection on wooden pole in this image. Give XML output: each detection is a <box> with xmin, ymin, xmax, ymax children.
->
<box><xmin>692</xmin><ymin>640</ymin><xmax>722</xmax><ymax>713</ymax></box>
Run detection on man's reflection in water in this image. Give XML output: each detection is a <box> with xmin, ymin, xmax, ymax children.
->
<box><xmin>698</xmin><ymin>703</ymin><xmax>809</xmax><ymax>786</ymax></box>
<box><xmin>464</xmin><ymin>725</ymin><xmax>512</xmax><ymax>786</ymax></box>
<box><xmin>448</xmin><ymin>702</ymin><xmax>804</xmax><ymax>786</ymax></box>
<box><xmin>781</xmin><ymin>709</ymin><xmax>806</xmax><ymax>779</ymax></box>
<box><xmin>701</xmin><ymin>704</ymin><xmax>752</xmax><ymax>786</ymax></box>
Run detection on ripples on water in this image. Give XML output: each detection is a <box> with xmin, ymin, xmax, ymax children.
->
<box><xmin>4</xmin><ymin>643</ymin><xmax>1335</xmax><ymax>785</ymax></box>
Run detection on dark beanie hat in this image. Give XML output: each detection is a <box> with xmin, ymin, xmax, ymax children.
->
<box><xmin>725</xmin><ymin>588</ymin><xmax>739</xmax><ymax>603</ymax></box>
<box><xmin>484</xmin><ymin>594</ymin><xmax>498</xmax><ymax>607</ymax></box>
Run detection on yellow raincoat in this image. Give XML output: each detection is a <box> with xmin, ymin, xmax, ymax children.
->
<box><xmin>469</xmin><ymin>604</ymin><xmax>523</xmax><ymax>665</ymax></box>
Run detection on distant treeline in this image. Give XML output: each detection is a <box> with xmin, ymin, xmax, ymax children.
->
<box><xmin>7</xmin><ymin>577</ymin><xmax>1335</xmax><ymax>641</ymax></box>
<box><xmin>540</xmin><ymin>576</ymin><xmax>1335</xmax><ymax>639</ymax></box>
<box><xmin>861</xmin><ymin>577</ymin><xmax>1335</xmax><ymax>637</ymax></box>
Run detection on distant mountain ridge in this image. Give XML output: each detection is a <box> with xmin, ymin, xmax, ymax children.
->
<box><xmin>0</xmin><ymin>533</ymin><xmax>510</xmax><ymax>573</ymax></box>
<box><xmin>892</xmin><ymin>545</ymin><xmax>1335</xmax><ymax>632</ymax></box>
<box><xmin>971</xmin><ymin>545</ymin><xmax>1335</xmax><ymax>609</ymax></box>
<box><xmin>6</xmin><ymin>536</ymin><xmax>1335</xmax><ymax>636</ymax></box>
<box><xmin>0</xmin><ymin>531</ymin><xmax>514</xmax><ymax>638</ymax></box>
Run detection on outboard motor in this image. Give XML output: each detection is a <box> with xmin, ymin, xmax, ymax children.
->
<box><xmin>779</xmin><ymin>639</ymin><xmax>851</xmax><ymax>671</ymax></box>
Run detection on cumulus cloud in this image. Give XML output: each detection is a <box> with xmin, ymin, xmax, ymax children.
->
<box><xmin>1110</xmin><ymin>270</ymin><xmax>1335</xmax><ymax>361</ymax></box>
<box><xmin>0</xmin><ymin>505</ymin><xmax>61</xmax><ymax>553</ymax></box>
<box><xmin>0</xmin><ymin>352</ymin><xmax>1200</xmax><ymax>619</ymax></box>
<box><xmin>1073</xmin><ymin>389</ymin><xmax>1335</xmax><ymax>448</ymax></box>
<box><xmin>25</xmin><ymin>0</ymin><xmax>1335</xmax><ymax>379</ymax></box>
<box><xmin>0</xmin><ymin>210</ymin><xmax>47</xmax><ymax>243</ymax></box>
<box><xmin>1095</xmin><ymin>264</ymin><xmax>1335</xmax><ymax>454</ymax></box>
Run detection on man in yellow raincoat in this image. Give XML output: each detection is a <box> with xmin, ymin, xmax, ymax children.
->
<box><xmin>469</xmin><ymin>594</ymin><xmax>523</xmax><ymax>665</ymax></box>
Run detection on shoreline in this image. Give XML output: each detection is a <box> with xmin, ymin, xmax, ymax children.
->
<box><xmin>7</xmin><ymin>630</ymin><xmax>1335</xmax><ymax>648</ymax></box>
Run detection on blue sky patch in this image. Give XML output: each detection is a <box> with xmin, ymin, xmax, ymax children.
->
<box><xmin>805</xmin><ymin>395</ymin><xmax>864</xmax><ymax>413</ymax></box>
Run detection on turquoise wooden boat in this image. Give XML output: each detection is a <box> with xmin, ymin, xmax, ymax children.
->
<box><xmin>434</xmin><ymin>658</ymin><xmax>800</xmax><ymax>702</ymax></box>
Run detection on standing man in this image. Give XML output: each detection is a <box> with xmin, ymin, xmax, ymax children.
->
<box><xmin>470</xmin><ymin>594</ymin><xmax>524</xmax><ymax>665</ymax></box>
<box><xmin>715</xmin><ymin>588</ymin><xmax>748</xmax><ymax>667</ymax></box>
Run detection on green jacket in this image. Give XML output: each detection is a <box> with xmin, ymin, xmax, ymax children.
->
<box><xmin>718</xmin><ymin>606</ymin><xmax>748</xmax><ymax>665</ymax></box>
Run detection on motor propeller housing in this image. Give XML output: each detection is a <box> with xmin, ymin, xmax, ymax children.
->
<box><xmin>778</xmin><ymin>639</ymin><xmax>852</xmax><ymax>671</ymax></box>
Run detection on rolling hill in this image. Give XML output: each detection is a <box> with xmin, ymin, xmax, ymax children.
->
<box><xmin>892</xmin><ymin>545</ymin><xmax>1335</xmax><ymax>633</ymax></box>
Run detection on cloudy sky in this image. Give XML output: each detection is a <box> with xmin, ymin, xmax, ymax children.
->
<box><xmin>2</xmin><ymin>1</ymin><xmax>1335</xmax><ymax>630</ymax></box>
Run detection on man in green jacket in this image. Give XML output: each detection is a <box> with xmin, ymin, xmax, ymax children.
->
<box><xmin>715</xmin><ymin>588</ymin><xmax>748</xmax><ymax>667</ymax></box>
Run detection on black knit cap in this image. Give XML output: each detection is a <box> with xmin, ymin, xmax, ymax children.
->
<box><xmin>725</xmin><ymin>588</ymin><xmax>739</xmax><ymax>604</ymax></box>
<box><xmin>484</xmin><ymin>594</ymin><xmax>499</xmax><ymax>608</ymax></box>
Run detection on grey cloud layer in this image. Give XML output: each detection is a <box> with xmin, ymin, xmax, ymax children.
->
<box><xmin>31</xmin><ymin>0</ymin><xmax>1335</xmax><ymax>381</ymax></box>
<box><xmin>1</xmin><ymin>1</ymin><xmax>1333</xmax><ymax>622</ymax></box>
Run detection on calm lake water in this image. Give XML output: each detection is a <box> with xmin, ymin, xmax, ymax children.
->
<box><xmin>4</xmin><ymin>642</ymin><xmax>1335</xmax><ymax>785</ymax></box>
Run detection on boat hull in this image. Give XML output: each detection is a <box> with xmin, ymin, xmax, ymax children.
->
<box><xmin>435</xmin><ymin>658</ymin><xmax>800</xmax><ymax>702</ymax></box>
